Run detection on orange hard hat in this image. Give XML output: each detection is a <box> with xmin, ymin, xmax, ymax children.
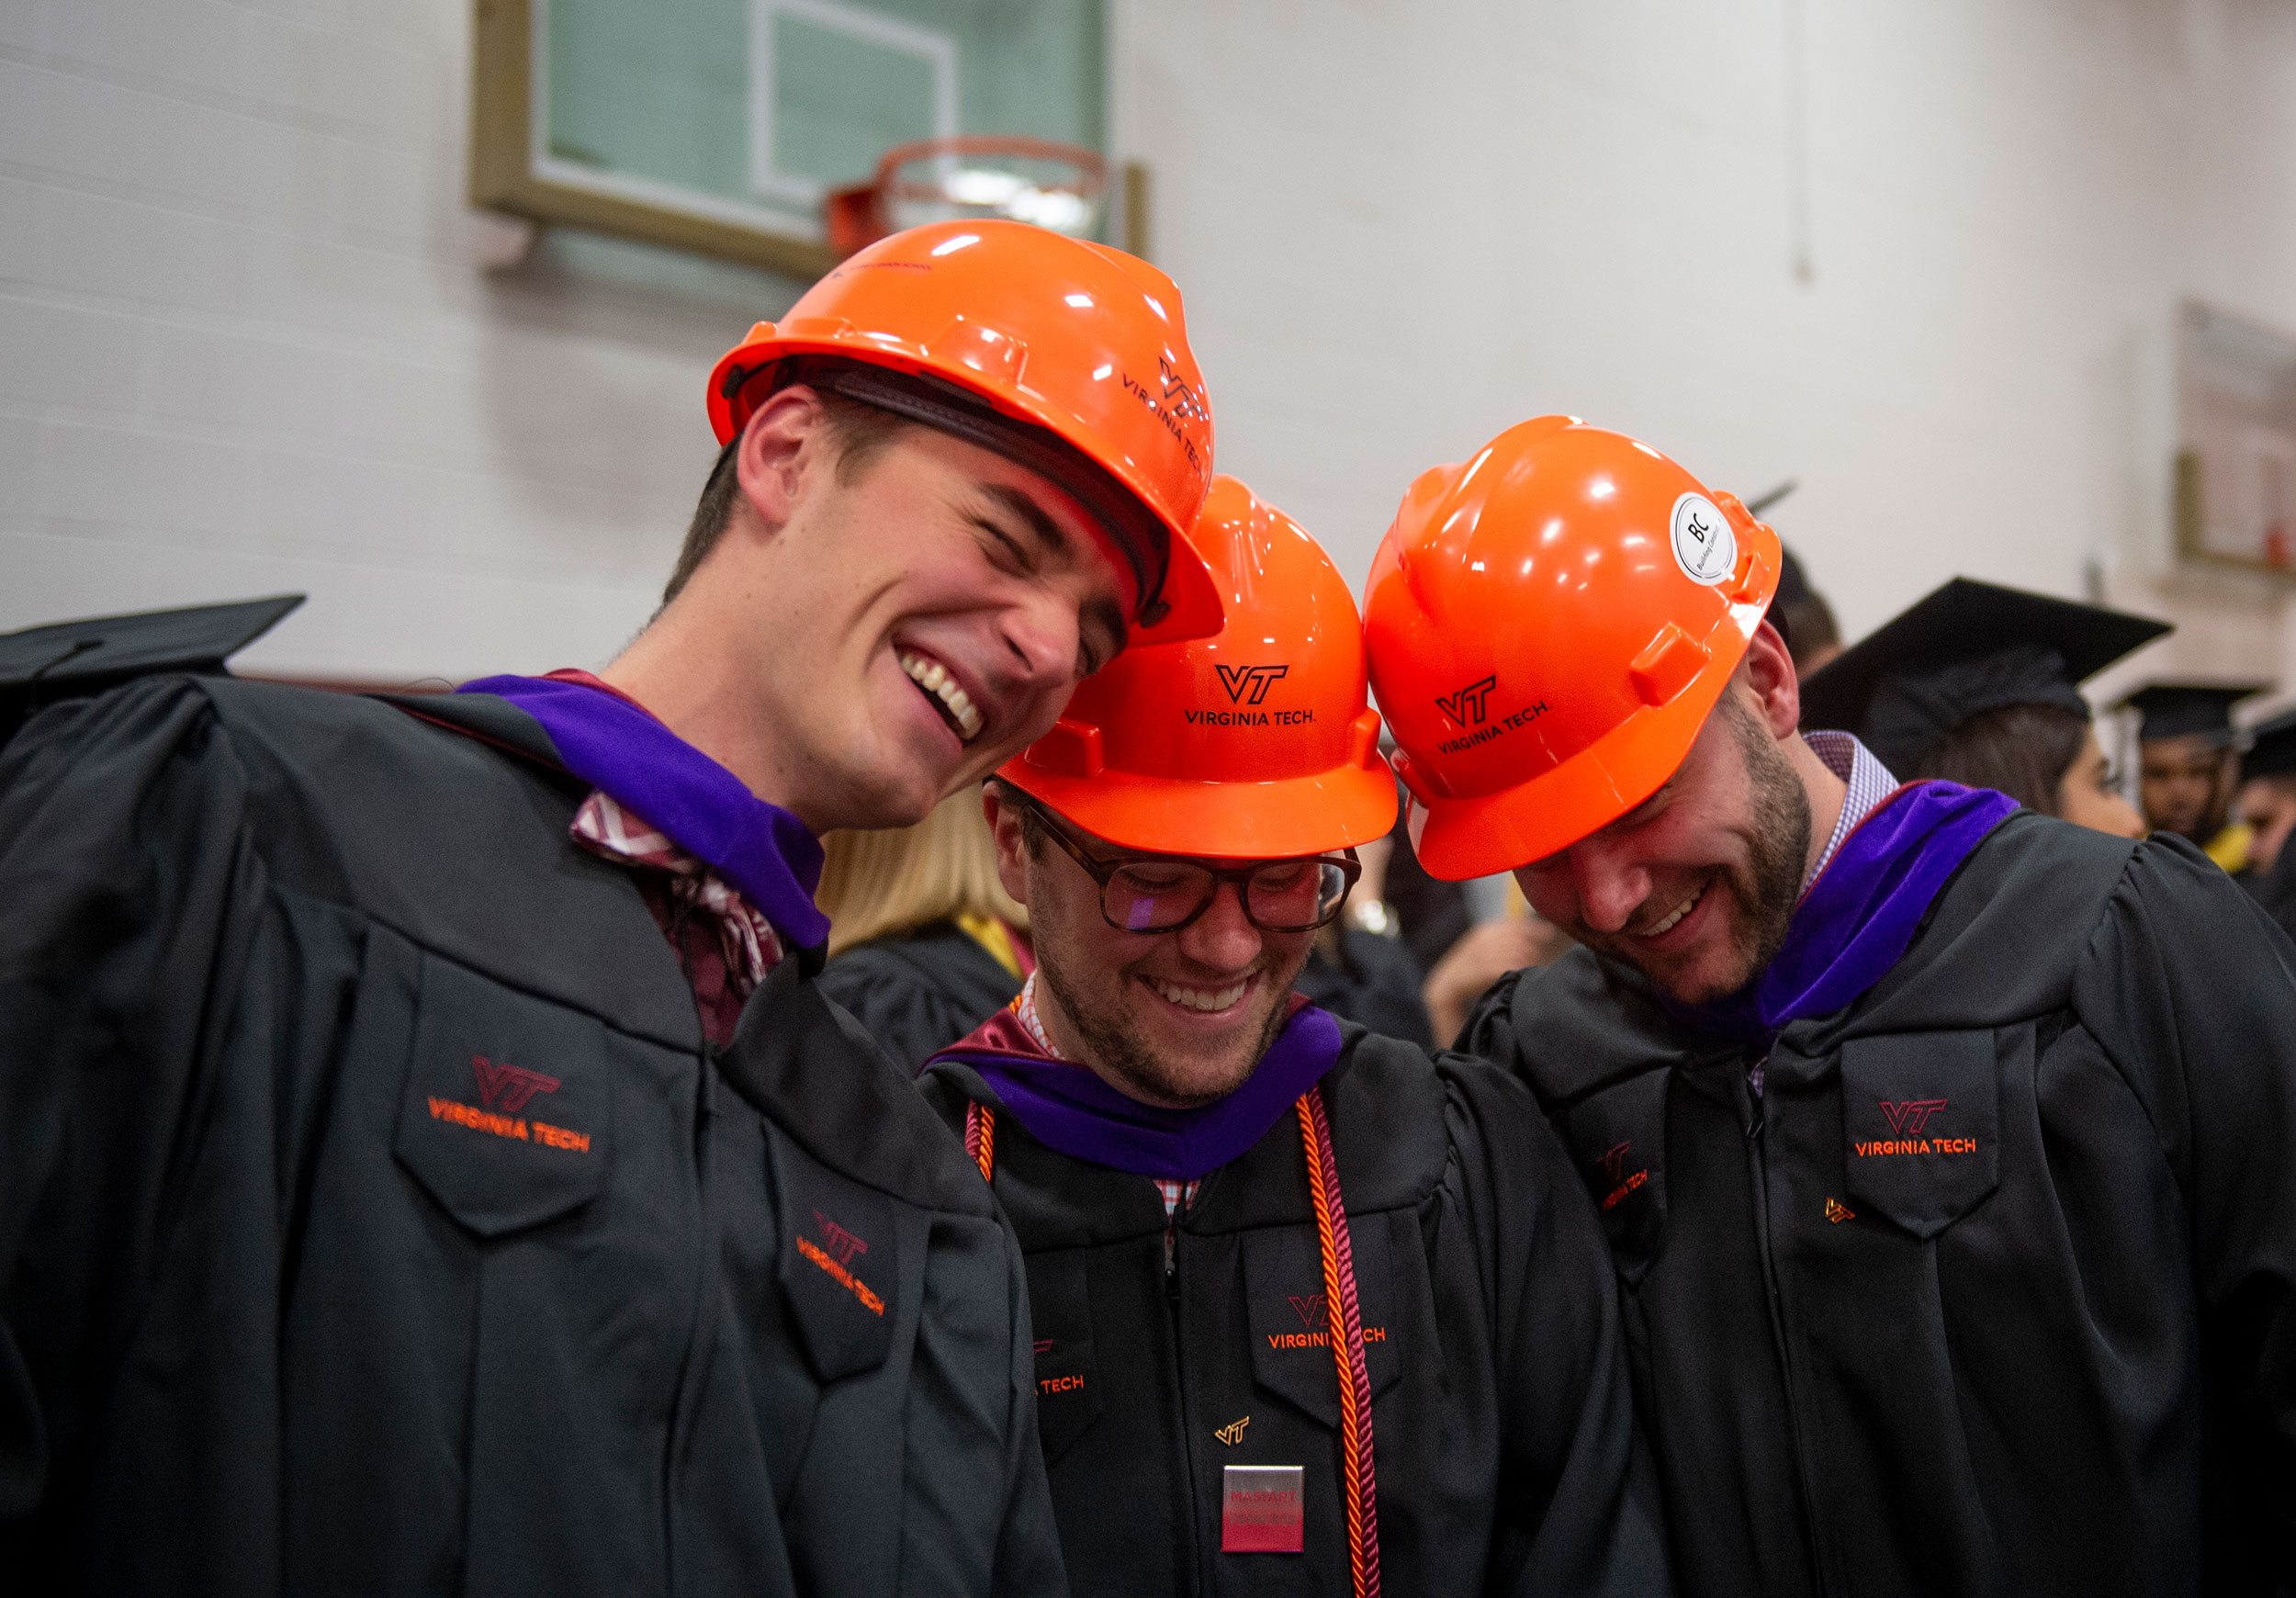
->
<box><xmin>1363</xmin><ymin>415</ymin><xmax>1783</xmax><ymax>881</ymax></box>
<box><xmin>706</xmin><ymin>219</ymin><xmax>1222</xmax><ymax>644</ymax></box>
<box><xmin>1001</xmin><ymin>475</ymin><xmax>1396</xmax><ymax>858</ymax></box>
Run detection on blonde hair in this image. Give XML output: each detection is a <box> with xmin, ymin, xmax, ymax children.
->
<box><xmin>816</xmin><ymin>785</ymin><xmax>1028</xmax><ymax>959</ymax></box>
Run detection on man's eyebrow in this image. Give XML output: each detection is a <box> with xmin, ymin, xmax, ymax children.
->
<box><xmin>983</xmin><ymin>482</ymin><xmax>1071</xmax><ymax>560</ymax></box>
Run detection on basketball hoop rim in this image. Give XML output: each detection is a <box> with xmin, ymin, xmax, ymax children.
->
<box><xmin>870</xmin><ymin>134</ymin><xmax>1109</xmax><ymax>195</ymax></box>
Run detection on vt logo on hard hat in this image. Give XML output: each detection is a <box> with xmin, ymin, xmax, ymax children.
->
<box><xmin>1434</xmin><ymin>675</ymin><xmax>1498</xmax><ymax>728</ymax></box>
<box><xmin>1215</xmin><ymin>663</ymin><xmax>1289</xmax><ymax>704</ymax></box>
<box><xmin>1158</xmin><ymin>354</ymin><xmax>1208</xmax><ymax>423</ymax></box>
<box><xmin>1121</xmin><ymin>357</ymin><xmax>1209</xmax><ymax>470</ymax></box>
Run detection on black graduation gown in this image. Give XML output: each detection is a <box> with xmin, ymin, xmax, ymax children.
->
<box><xmin>2239</xmin><ymin>842</ymin><xmax>2296</xmax><ymax>946</ymax></box>
<box><xmin>1458</xmin><ymin>812</ymin><xmax>2296</xmax><ymax>1597</ymax></box>
<box><xmin>819</xmin><ymin>920</ymin><xmax>1024</xmax><ymax>1074</ymax></box>
<box><xmin>917</xmin><ymin>1025</ymin><xmax>1671</xmax><ymax>1597</ymax></box>
<box><xmin>0</xmin><ymin>676</ymin><xmax>1063</xmax><ymax>1596</ymax></box>
<box><xmin>1293</xmin><ymin>927</ymin><xmax>1436</xmax><ymax>1049</ymax></box>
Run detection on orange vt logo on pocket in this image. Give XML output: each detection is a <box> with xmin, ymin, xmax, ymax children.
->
<box><xmin>472</xmin><ymin>1054</ymin><xmax>560</xmax><ymax>1111</ymax></box>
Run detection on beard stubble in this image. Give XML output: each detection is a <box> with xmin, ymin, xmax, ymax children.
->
<box><xmin>1039</xmin><ymin>953</ymin><xmax>1296</xmax><ymax>1108</ymax></box>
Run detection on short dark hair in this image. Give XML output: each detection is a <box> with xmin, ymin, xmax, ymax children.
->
<box><xmin>660</xmin><ymin>386</ymin><xmax>916</xmax><ymax>604</ymax></box>
<box><xmin>1914</xmin><ymin>702</ymin><xmax>2088</xmax><ymax>816</ymax></box>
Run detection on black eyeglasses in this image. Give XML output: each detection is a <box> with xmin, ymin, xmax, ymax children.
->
<box><xmin>1021</xmin><ymin>798</ymin><xmax>1360</xmax><ymax>934</ymax></box>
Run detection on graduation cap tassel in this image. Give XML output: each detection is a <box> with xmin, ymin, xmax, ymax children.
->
<box><xmin>1299</xmin><ymin>1086</ymin><xmax>1382</xmax><ymax>1597</ymax></box>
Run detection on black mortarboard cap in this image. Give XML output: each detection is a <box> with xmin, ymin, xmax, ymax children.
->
<box><xmin>1799</xmin><ymin>578</ymin><xmax>2171</xmax><ymax>775</ymax></box>
<box><xmin>2114</xmin><ymin>681</ymin><xmax>2269</xmax><ymax>747</ymax></box>
<box><xmin>0</xmin><ymin>594</ymin><xmax>305</xmax><ymax>747</ymax></box>
<box><xmin>2243</xmin><ymin>708</ymin><xmax>2296</xmax><ymax>781</ymax></box>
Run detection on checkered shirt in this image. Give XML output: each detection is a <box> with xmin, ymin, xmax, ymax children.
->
<box><xmin>1802</xmin><ymin>730</ymin><xmax>1901</xmax><ymax>886</ymax></box>
<box><xmin>1019</xmin><ymin>973</ymin><xmax>1199</xmax><ymax>1220</ymax></box>
<box><xmin>1748</xmin><ymin>731</ymin><xmax>1902</xmax><ymax>1095</ymax></box>
<box><xmin>570</xmin><ymin>791</ymin><xmax>782</xmax><ymax>1043</ymax></box>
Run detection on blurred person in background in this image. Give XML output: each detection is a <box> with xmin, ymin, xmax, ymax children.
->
<box><xmin>2234</xmin><ymin>711</ymin><xmax>2296</xmax><ymax>941</ymax></box>
<box><xmin>920</xmin><ymin>478</ymin><xmax>1668</xmax><ymax>1596</ymax></box>
<box><xmin>817</xmin><ymin>787</ymin><xmax>1032</xmax><ymax>1072</ymax></box>
<box><xmin>1369</xmin><ymin>415</ymin><xmax>2296</xmax><ymax>1598</ymax></box>
<box><xmin>1797</xmin><ymin>578</ymin><xmax>2166</xmax><ymax>839</ymax></box>
<box><xmin>1418</xmin><ymin>886</ymin><xmax>1573</xmax><ymax>1048</ymax></box>
<box><xmin>2122</xmin><ymin>681</ymin><xmax>2271</xmax><ymax>872</ymax></box>
<box><xmin>2235</xmin><ymin>709</ymin><xmax>2296</xmax><ymax>881</ymax></box>
<box><xmin>0</xmin><ymin>221</ymin><xmax>1228</xmax><ymax>1594</ymax></box>
<box><xmin>1370</xmin><ymin>805</ymin><xmax>1475</xmax><ymax>977</ymax></box>
<box><xmin>1292</xmin><ymin>830</ymin><xmax>1438</xmax><ymax>1046</ymax></box>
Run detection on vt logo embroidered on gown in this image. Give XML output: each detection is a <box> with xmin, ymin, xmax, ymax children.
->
<box><xmin>1597</xmin><ymin>1139</ymin><xmax>1650</xmax><ymax>1211</ymax></box>
<box><xmin>424</xmin><ymin>1055</ymin><xmax>591</xmax><ymax>1152</ymax></box>
<box><xmin>1856</xmin><ymin>1098</ymin><xmax>1975</xmax><ymax>1157</ymax></box>
<box><xmin>471</xmin><ymin>1053</ymin><xmax>559</xmax><ymax>1112</ymax></box>
<box><xmin>795</xmin><ymin>1210</ymin><xmax>884</xmax><ymax>1316</ymax></box>
<box><xmin>1879</xmin><ymin>1097</ymin><xmax>1949</xmax><ymax>1135</ymax></box>
<box><xmin>1266</xmin><ymin>1293</ymin><xmax>1387</xmax><ymax>1350</ymax></box>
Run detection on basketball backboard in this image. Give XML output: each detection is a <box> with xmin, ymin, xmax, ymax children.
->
<box><xmin>471</xmin><ymin>0</ymin><xmax>1114</xmax><ymax>279</ymax></box>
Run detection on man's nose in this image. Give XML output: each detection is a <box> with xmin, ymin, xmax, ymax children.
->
<box><xmin>1567</xmin><ymin>838</ymin><xmax>1650</xmax><ymax>935</ymax></box>
<box><xmin>1001</xmin><ymin>589</ymin><xmax>1084</xmax><ymax>689</ymax></box>
<box><xmin>1174</xmin><ymin>881</ymin><xmax>1263</xmax><ymax>971</ymax></box>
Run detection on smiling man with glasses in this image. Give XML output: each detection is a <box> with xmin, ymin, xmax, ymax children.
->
<box><xmin>917</xmin><ymin>478</ymin><xmax>1669</xmax><ymax>1598</ymax></box>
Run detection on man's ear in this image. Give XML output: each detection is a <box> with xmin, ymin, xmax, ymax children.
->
<box><xmin>1740</xmin><ymin>618</ymin><xmax>1801</xmax><ymax>740</ymax></box>
<box><xmin>982</xmin><ymin>785</ymin><xmax>1034</xmax><ymax>907</ymax></box>
<box><xmin>731</xmin><ymin>385</ymin><xmax>836</xmax><ymax>542</ymax></box>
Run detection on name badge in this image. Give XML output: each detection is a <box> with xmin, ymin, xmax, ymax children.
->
<box><xmin>1221</xmin><ymin>1464</ymin><xmax>1304</xmax><ymax>1553</ymax></box>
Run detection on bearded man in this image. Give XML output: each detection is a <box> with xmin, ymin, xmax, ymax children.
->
<box><xmin>1365</xmin><ymin>415</ymin><xmax>2296</xmax><ymax>1598</ymax></box>
<box><xmin>919</xmin><ymin>478</ymin><xmax>1669</xmax><ymax>1598</ymax></box>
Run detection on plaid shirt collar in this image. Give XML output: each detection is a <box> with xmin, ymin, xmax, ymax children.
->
<box><xmin>1803</xmin><ymin>730</ymin><xmax>1900</xmax><ymax>886</ymax></box>
<box><xmin>570</xmin><ymin>790</ymin><xmax>783</xmax><ymax>993</ymax></box>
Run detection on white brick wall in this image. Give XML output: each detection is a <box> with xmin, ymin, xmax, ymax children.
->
<box><xmin>4</xmin><ymin>0</ymin><xmax>2296</xmax><ymax>693</ymax></box>
<box><xmin>0</xmin><ymin>0</ymin><xmax>810</xmax><ymax>681</ymax></box>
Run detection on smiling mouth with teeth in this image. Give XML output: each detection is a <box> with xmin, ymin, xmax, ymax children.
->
<box><xmin>1637</xmin><ymin>883</ymin><xmax>1705</xmax><ymax>939</ymax></box>
<box><xmin>1145</xmin><ymin>973</ymin><xmax>1252</xmax><ymax>1013</ymax></box>
<box><xmin>899</xmin><ymin>650</ymin><xmax>983</xmax><ymax>742</ymax></box>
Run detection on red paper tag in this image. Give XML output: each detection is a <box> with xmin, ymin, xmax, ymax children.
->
<box><xmin>1221</xmin><ymin>1464</ymin><xmax>1305</xmax><ymax>1553</ymax></box>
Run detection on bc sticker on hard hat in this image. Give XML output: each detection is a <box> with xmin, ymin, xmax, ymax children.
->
<box><xmin>1670</xmin><ymin>492</ymin><xmax>1737</xmax><ymax>586</ymax></box>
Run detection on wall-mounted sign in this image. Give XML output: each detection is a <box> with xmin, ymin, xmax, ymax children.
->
<box><xmin>2177</xmin><ymin>299</ymin><xmax>2296</xmax><ymax>585</ymax></box>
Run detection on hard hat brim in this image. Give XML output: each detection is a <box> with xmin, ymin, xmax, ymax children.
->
<box><xmin>1406</xmin><ymin>597</ymin><xmax>1770</xmax><ymax>882</ymax></box>
<box><xmin>1006</xmin><ymin>759</ymin><xmax>1398</xmax><ymax>862</ymax></box>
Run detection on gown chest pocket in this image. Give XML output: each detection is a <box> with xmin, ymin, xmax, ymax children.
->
<box><xmin>1244</xmin><ymin>1217</ymin><xmax>1402</xmax><ymax>1427</ymax></box>
<box><xmin>1562</xmin><ymin>1069</ymin><xmax>1669</xmax><ymax>1285</ymax></box>
<box><xmin>1023</xmin><ymin>1250</ymin><xmax>1099</xmax><ymax>1464</ymax></box>
<box><xmin>392</xmin><ymin>951</ymin><xmax>613</xmax><ymax>1238</ymax></box>
<box><xmin>771</xmin><ymin>1142</ymin><xmax>898</xmax><ymax>1384</ymax></box>
<box><xmin>1840</xmin><ymin>1030</ymin><xmax>2001</xmax><ymax>1240</ymax></box>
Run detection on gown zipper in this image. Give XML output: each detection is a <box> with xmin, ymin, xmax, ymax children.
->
<box><xmin>1741</xmin><ymin>1050</ymin><xmax>1832</xmax><ymax>1597</ymax></box>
